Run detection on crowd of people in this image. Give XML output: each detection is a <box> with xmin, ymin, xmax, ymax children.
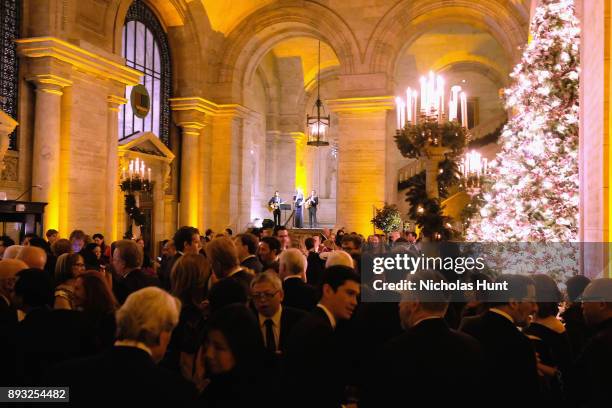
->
<box><xmin>0</xmin><ymin>225</ymin><xmax>611</xmax><ymax>407</ymax></box>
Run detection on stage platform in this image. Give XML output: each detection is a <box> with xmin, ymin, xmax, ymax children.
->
<box><xmin>286</xmin><ymin>227</ymin><xmax>330</xmax><ymax>247</ymax></box>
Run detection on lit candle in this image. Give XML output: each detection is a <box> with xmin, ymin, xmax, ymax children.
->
<box><xmin>147</xmin><ymin>167</ymin><xmax>151</xmax><ymax>183</ymax></box>
<box><xmin>412</xmin><ymin>91</ymin><xmax>418</xmax><ymax>125</ymax></box>
<box><xmin>460</xmin><ymin>92</ymin><xmax>468</xmax><ymax>128</ymax></box>
<box><xmin>141</xmin><ymin>161</ymin><xmax>145</xmax><ymax>179</ymax></box>
<box><xmin>420</xmin><ymin>76</ymin><xmax>427</xmax><ymax>112</ymax></box>
<box><xmin>427</xmin><ymin>71</ymin><xmax>435</xmax><ymax>115</ymax></box>
<box><xmin>437</xmin><ymin>76</ymin><xmax>445</xmax><ymax>120</ymax></box>
<box><xmin>128</xmin><ymin>161</ymin><xmax>133</xmax><ymax>179</ymax></box>
<box><xmin>122</xmin><ymin>167</ymin><xmax>126</xmax><ymax>180</ymax></box>
<box><xmin>395</xmin><ymin>97</ymin><xmax>402</xmax><ymax>129</ymax></box>
<box><xmin>450</xmin><ymin>86</ymin><xmax>461</xmax><ymax>121</ymax></box>
<box><xmin>406</xmin><ymin>87</ymin><xmax>412</xmax><ymax>123</ymax></box>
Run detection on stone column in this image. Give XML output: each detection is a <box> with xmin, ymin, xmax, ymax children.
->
<box><xmin>29</xmin><ymin>74</ymin><xmax>72</xmax><ymax>230</ymax></box>
<box><xmin>328</xmin><ymin>96</ymin><xmax>394</xmax><ymax>235</ymax></box>
<box><xmin>106</xmin><ymin>95</ymin><xmax>127</xmax><ymax>241</ymax></box>
<box><xmin>0</xmin><ymin>110</ymin><xmax>18</xmax><ymax>172</ymax></box>
<box><xmin>176</xmin><ymin>119</ymin><xmax>205</xmax><ymax>228</ymax></box>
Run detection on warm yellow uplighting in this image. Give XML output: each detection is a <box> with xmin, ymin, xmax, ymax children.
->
<box><xmin>292</xmin><ymin>132</ymin><xmax>307</xmax><ymax>194</ymax></box>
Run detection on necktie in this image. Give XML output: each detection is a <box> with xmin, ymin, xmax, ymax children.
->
<box><xmin>265</xmin><ymin>319</ymin><xmax>276</xmax><ymax>352</ymax></box>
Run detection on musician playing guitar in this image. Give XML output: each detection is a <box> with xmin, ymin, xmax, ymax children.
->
<box><xmin>305</xmin><ymin>190</ymin><xmax>319</xmax><ymax>228</ymax></box>
<box><xmin>268</xmin><ymin>191</ymin><xmax>283</xmax><ymax>226</ymax></box>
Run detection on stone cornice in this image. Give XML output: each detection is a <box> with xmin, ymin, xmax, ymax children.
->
<box><xmin>16</xmin><ymin>37</ymin><xmax>141</xmax><ymax>86</ymax></box>
<box><xmin>326</xmin><ymin>96</ymin><xmax>395</xmax><ymax>113</ymax></box>
<box><xmin>169</xmin><ymin>97</ymin><xmax>261</xmax><ymax>120</ymax></box>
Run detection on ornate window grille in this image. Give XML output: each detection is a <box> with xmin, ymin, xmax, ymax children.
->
<box><xmin>0</xmin><ymin>0</ymin><xmax>20</xmax><ymax>150</ymax></box>
<box><xmin>119</xmin><ymin>0</ymin><xmax>171</xmax><ymax>146</ymax></box>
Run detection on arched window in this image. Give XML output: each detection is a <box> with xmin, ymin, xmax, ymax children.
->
<box><xmin>119</xmin><ymin>0</ymin><xmax>171</xmax><ymax>146</ymax></box>
<box><xmin>0</xmin><ymin>0</ymin><xmax>20</xmax><ymax>150</ymax></box>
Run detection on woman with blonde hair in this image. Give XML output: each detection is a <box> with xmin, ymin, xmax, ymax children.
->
<box><xmin>164</xmin><ymin>253</ymin><xmax>211</xmax><ymax>381</ymax></box>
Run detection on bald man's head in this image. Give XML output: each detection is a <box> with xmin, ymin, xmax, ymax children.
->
<box><xmin>16</xmin><ymin>246</ymin><xmax>47</xmax><ymax>270</ymax></box>
<box><xmin>582</xmin><ymin>278</ymin><xmax>612</xmax><ymax>327</ymax></box>
<box><xmin>0</xmin><ymin>258</ymin><xmax>28</xmax><ymax>299</ymax></box>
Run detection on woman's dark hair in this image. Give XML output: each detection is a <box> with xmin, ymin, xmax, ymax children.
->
<box><xmin>532</xmin><ymin>274</ymin><xmax>562</xmax><ymax>318</ymax></box>
<box><xmin>81</xmin><ymin>243</ymin><xmax>101</xmax><ymax>269</ymax></box>
<box><xmin>205</xmin><ymin>304</ymin><xmax>265</xmax><ymax>375</ymax></box>
<box><xmin>76</xmin><ymin>272</ymin><xmax>118</xmax><ymax>318</ymax></box>
<box><xmin>55</xmin><ymin>253</ymin><xmax>84</xmax><ymax>285</ymax></box>
<box><xmin>14</xmin><ymin>268</ymin><xmax>54</xmax><ymax>308</ymax></box>
<box><xmin>566</xmin><ymin>275</ymin><xmax>591</xmax><ymax>302</ymax></box>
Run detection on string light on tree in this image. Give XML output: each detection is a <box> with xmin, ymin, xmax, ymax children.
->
<box><xmin>467</xmin><ymin>0</ymin><xmax>580</xmax><ymax>243</ymax></box>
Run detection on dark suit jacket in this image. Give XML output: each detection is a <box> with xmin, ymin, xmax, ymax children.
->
<box><xmin>48</xmin><ymin>346</ymin><xmax>196</xmax><ymax>407</ymax></box>
<box><xmin>282</xmin><ymin>277</ymin><xmax>318</xmax><ymax>312</ymax></box>
<box><xmin>255</xmin><ymin>305</ymin><xmax>307</xmax><ymax>354</ymax></box>
<box><xmin>306</xmin><ymin>251</ymin><xmax>324</xmax><ymax>287</ymax></box>
<box><xmin>282</xmin><ymin>306</ymin><xmax>345</xmax><ymax>408</ymax></box>
<box><xmin>229</xmin><ymin>269</ymin><xmax>254</xmax><ymax>296</ymax></box>
<box><xmin>113</xmin><ymin>268</ymin><xmax>160</xmax><ymax>304</ymax></box>
<box><xmin>16</xmin><ymin>308</ymin><xmax>98</xmax><ymax>385</ymax></box>
<box><xmin>460</xmin><ymin>310</ymin><xmax>541</xmax><ymax>405</ymax></box>
<box><xmin>362</xmin><ymin>318</ymin><xmax>485</xmax><ymax>407</ymax></box>
<box><xmin>570</xmin><ymin>318</ymin><xmax>612</xmax><ymax>407</ymax></box>
<box><xmin>241</xmin><ymin>255</ymin><xmax>263</xmax><ymax>274</ymax></box>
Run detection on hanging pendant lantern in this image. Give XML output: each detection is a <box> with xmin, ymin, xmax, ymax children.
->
<box><xmin>307</xmin><ymin>40</ymin><xmax>330</xmax><ymax>146</ymax></box>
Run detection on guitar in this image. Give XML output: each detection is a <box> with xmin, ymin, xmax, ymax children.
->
<box><xmin>304</xmin><ymin>197</ymin><xmax>316</xmax><ymax>209</ymax></box>
<box><xmin>268</xmin><ymin>200</ymin><xmax>285</xmax><ymax>212</ymax></box>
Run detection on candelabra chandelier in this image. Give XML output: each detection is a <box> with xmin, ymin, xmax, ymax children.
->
<box><xmin>120</xmin><ymin>157</ymin><xmax>153</xmax><ymax>193</ymax></box>
<box><xmin>460</xmin><ymin>150</ymin><xmax>488</xmax><ymax>197</ymax></box>
<box><xmin>306</xmin><ymin>40</ymin><xmax>330</xmax><ymax>147</ymax></box>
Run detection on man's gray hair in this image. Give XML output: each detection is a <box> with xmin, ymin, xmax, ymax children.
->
<box><xmin>116</xmin><ymin>287</ymin><xmax>181</xmax><ymax>347</ymax></box>
<box><xmin>251</xmin><ymin>270</ymin><xmax>283</xmax><ymax>292</ymax></box>
<box><xmin>279</xmin><ymin>248</ymin><xmax>306</xmax><ymax>276</ymax></box>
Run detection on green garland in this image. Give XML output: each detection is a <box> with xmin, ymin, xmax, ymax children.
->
<box><xmin>371</xmin><ymin>204</ymin><xmax>403</xmax><ymax>233</ymax></box>
<box><xmin>394</xmin><ymin>119</ymin><xmax>468</xmax><ymax>160</ymax></box>
<box><xmin>124</xmin><ymin>194</ymin><xmax>146</xmax><ymax>239</ymax></box>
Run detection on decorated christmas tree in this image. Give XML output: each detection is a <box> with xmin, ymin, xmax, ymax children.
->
<box><xmin>467</xmin><ymin>0</ymin><xmax>580</xmax><ymax>242</ymax></box>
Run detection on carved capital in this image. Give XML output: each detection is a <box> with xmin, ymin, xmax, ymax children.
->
<box><xmin>28</xmin><ymin>74</ymin><xmax>72</xmax><ymax>95</ymax></box>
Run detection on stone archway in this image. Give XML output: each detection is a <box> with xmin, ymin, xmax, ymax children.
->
<box><xmin>214</xmin><ymin>2</ymin><xmax>361</xmax><ymax>104</ymax></box>
<box><xmin>365</xmin><ymin>0</ymin><xmax>529</xmax><ymax>81</ymax></box>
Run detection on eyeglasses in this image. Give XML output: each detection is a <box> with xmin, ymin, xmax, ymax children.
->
<box><xmin>75</xmin><ymin>263</ymin><xmax>85</xmax><ymax>267</ymax></box>
<box><xmin>251</xmin><ymin>291</ymin><xmax>279</xmax><ymax>300</ymax></box>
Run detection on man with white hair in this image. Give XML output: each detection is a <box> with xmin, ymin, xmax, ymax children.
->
<box><xmin>324</xmin><ymin>250</ymin><xmax>354</xmax><ymax>269</ymax></box>
<box><xmin>48</xmin><ymin>287</ymin><xmax>196</xmax><ymax>406</ymax></box>
<box><xmin>280</xmin><ymin>248</ymin><xmax>317</xmax><ymax>312</ymax></box>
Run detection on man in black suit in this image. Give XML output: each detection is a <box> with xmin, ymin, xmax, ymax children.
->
<box><xmin>362</xmin><ymin>270</ymin><xmax>485</xmax><ymax>407</ymax></box>
<box><xmin>112</xmin><ymin>239</ymin><xmax>160</xmax><ymax>304</ymax></box>
<box><xmin>251</xmin><ymin>271</ymin><xmax>306</xmax><ymax>355</ymax></box>
<box><xmin>268</xmin><ymin>191</ymin><xmax>283</xmax><ymax>226</ymax></box>
<box><xmin>234</xmin><ymin>232</ymin><xmax>263</xmax><ymax>273</ymax></box>
<box><xmin>258</xmin><ymin>236</ymin><xmax>281</xmax><ymax>273</ymax></box>
<box><xmin>283</xmin><ymin>265</ymin><xmax>360</xmax><ymax>408</ymax></box>
<box><xmin>570</xmin><ymin>278</ymin><xmax>612</xmax><ymax>407</ymax></box>
<box><xmin>47</xmin><ymin>287</ymin><xmax>196</xmax><ymax>407</ymax></box>
<box><xmin>280</xmin><ymin>248</ymin><xmax>318</xmax><ymax>311</ymax></box>
<box><xmin>305</xmin><ymin>237</ymin><xmax>324</xmax><ymax>287</ymax></box>
<box><xmin>460</xmin><ymin>274</ymin><xmax>540</xmax><ymax>405</ymax></box>
<box><xmin>305</xmin><ymin>190</ymin><xmax>319</xmax><ymax>228</ymax></box>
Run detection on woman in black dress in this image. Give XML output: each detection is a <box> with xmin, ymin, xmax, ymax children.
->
<box><xmin>524</xmin><ymin>274</ymin><xmax>573</xmax><ymax>405</ymax></box>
